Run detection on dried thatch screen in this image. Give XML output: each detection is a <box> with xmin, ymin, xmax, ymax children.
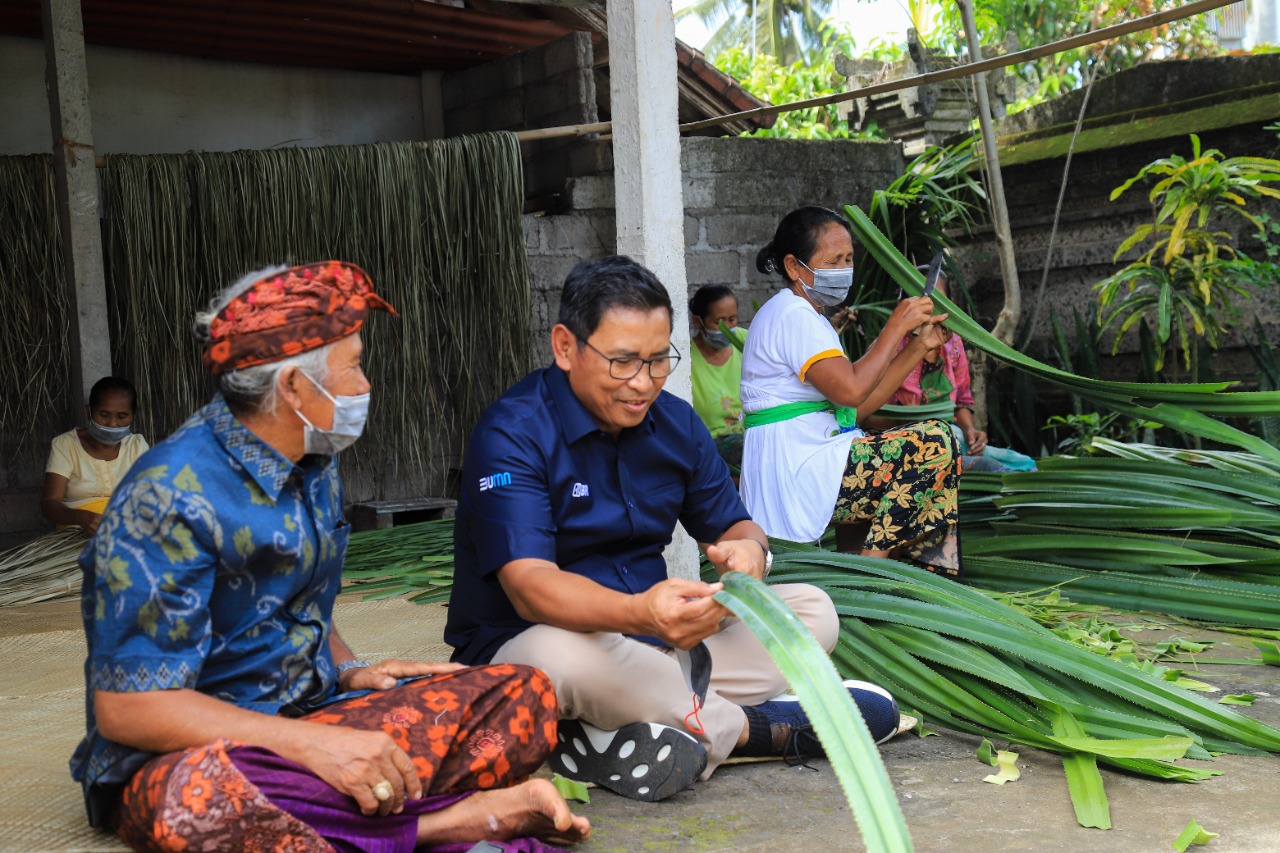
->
<box><xmin>0</xmin><ymin>156</ymin><xmax>70</xmax><ymax>463</ymax></box>
<box><xmin>4</xmin><ymin>133</ymin><xmax>535</xmax><ymax>499</ymax></box>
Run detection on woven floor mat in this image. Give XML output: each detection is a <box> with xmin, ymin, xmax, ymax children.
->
<box><xmin>0</xmin><ymin>596</ymin><xmax>450</xmax><ymax>851</ymax></box>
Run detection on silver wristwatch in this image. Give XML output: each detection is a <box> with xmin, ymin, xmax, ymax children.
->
<box><xmin>753</xmin><ymin>539</ymin><xmax>773</xmax><ymax>577</ymax></box>
<box><xmin>336</xmin><ymin>659</ymin><xmax>371</xmax><ymax>678</ymax></box>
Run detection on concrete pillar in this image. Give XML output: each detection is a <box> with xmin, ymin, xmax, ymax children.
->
<box><xmin>606</xmin><ymin>0</ymin><xmax>700</xmax><ymax>580</ymax></box>
<box><xmin>42</xmin><ymin>0</ymin><xmax>112</xmax><ymax>415</ymax></box>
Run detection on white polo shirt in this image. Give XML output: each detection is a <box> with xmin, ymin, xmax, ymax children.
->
<box><xmin>739</xmin><ymin>289</ymin><xmax>860</xmax><ymax>543</ymax></box>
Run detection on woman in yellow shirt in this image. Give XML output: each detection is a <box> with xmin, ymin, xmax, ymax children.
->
<box><xmin>41</xmin><ymin>376</ymin><xmax>149</xmax><ymax>536</ymax></box>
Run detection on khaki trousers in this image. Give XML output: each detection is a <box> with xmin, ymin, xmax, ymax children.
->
<box><xmin>492</xmin><ymin>583</ymin><xmax>839</xmax><ymax>779</ymax></box>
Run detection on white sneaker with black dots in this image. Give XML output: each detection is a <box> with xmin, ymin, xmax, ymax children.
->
<box><xmin>549</xmin><ymin>719</ymin><xmax>707</xmax><ymax>802</ymax></box>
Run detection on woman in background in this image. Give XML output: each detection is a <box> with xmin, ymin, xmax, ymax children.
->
<box><xmin>689</xmin><ymin>284</ymin><xmax>745</xmax><ymax>471</ymax></box>
<box><xmin>882</xmin><ymin>272</ymin><xmax>1037</xmax><ymax>474</ymax></box>
<box><xmin>41</xmin><ymin>376</ymin><xmax>148</xmax><ymax>537</ymax></box>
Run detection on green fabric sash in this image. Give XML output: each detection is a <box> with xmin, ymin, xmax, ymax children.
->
<box><xmin>919</xmin><ymin>364</ymin><xmax>955</xmax><ymax>404</ymax></box>
<box><xmin>743</xmin><ymin>400</ymin><xmax>858</xmax><ymax>430</ymax></box>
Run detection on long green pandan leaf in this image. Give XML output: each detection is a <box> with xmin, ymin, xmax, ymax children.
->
<box><xmin>768</xmin><ymin>550</ymin><xmax>1280</xmax><ymax>753</ymax></box>
<box><xmin>343</xmin><ymin>518</ymin><xmax>457</xmax><ymax>604</ymax></box>
<box><xmin>713</xmin><ymin>572</ymin><xmax>913</xmax><ymax>853</ymax></box>
<box><xmin>1052</xmin><ymin>707</ymin><xmax>1112</xmax><ymax>830</ymax></box>
<box><xmin>962</xmin><ymin>557</ymin><xmax>1280</xmax><ymax>628</ymax></box>
<box><xmin>844</xmin><ymin>204</ymin><xmax>1280</xmax><ymax>462</ymax></box>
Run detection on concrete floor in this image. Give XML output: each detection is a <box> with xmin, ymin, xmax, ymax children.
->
<box><xmin>568</xmin><ymin>618</ymin><xmax>1280</xmax><ymax>852</ymax></box>
<box><xmin>4</xmin><ymin>596</ymin><xmax>1278</xmax><ymax>852</ymax></box>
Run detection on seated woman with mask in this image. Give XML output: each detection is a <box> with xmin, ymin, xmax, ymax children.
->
<box><xmin>876</xmin><ymin>271</ymin><xmax>1037</xmax><ymax>474</ymax></box>
<box><xmin>689</xmin><ymin>284</ymin><xmax>745</xmax><ymax>471</ymax></box>
<box><xmin>41</xmin><ymin>376</ymin><xmax>149</xmax><ymax>537</ymax></box>
<box><xmin>739</xmin><ymin>205</ymin><xmax>962</xmax><ymax>576</ymax></box>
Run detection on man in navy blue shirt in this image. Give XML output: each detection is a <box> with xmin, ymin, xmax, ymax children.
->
<box><xmin>447</xmin><ymin>256</ymin><xmax>900</xmax><ymax>802</ymax></box>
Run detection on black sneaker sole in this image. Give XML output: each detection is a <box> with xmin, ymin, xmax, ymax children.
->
<box><xmin>549</xmin><ymin>719</ymin><xmax>707</xmax><ymax>802</ymax></box>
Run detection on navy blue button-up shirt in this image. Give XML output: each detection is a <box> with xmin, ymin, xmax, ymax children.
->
<box><xmin>446</xmin><ymin>366</ymin><xmax>750</xmax><ymax>665</ymax></box>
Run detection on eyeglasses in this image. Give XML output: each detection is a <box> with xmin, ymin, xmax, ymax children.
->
<box><xmin>577</xmin><ymin>336</ymin><xmax>682</xmax><ymax>380</ymax></box>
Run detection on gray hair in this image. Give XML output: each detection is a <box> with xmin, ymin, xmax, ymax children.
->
<box><xmin>194</xmin><ymin>265</ymin><xmax>333</xmax><ymax>414</ymax></box>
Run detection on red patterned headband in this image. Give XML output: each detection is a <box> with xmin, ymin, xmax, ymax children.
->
<box><xmin>202</xmin><ymin>261</ymin><xmax>397</xmax><ymax>375</ymax></box>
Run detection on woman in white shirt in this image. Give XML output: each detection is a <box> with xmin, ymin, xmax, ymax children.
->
<box><xmin>739</xmin><ymin>205</ymin><xmax>962</xmax><ymax>576</ymax></box>
<box><xmin>41</xmin><ymin>376</ymin><xmax>149</xmax><ymax>536</ymax></box>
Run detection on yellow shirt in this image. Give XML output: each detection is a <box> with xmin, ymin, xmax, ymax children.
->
<box><xmin>45</xmin><ymin>429</ymin><xmax>149</xmax><ymax>508</ymax></box>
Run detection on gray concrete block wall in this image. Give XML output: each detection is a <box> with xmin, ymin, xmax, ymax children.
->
<box><xmin>680</xmin><ymin>137</ymin><xmax>903</xmax><ymax>324</ymax></box>
<box><xmin>441</xmin><ymin>32</ymin><xmax>601</xmax><ymax>199</ymax></box>
<box><xmin>522</xmin><ymin>135</ymin><xmax>904</xmax><ymax>345</ymax></box>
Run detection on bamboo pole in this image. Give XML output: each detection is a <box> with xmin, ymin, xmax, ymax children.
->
<box><xmin>958</xmin><ymin>0</ymin><xmax>1019</xmax><ymax>345</ymax></box>
<box><xmin>957</xmin><ymin>0</ymin><xmax>1018</xmax><ymax>436</ymax></box>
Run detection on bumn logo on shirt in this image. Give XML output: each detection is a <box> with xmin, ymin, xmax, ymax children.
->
<box><xmin>479</xmin><ymin>472</ymin><xmax>512</xmax><ymax>491</ymax></box>
<box><xmin>572</xmin><ymin>483</ymin><xmax>590</xmax><ymax>498</ymax></box>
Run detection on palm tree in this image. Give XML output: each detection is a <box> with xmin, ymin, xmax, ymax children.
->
<box><xmin>676</xmin><ymin>0</ymin><xmax>835</xmax><ymax>65</ymax></box>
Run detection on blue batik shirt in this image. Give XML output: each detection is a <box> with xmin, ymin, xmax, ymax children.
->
<box><xmin>70</xmin><ymin>394</ymin><xmax>350</xmax><ymax>825</ymax></box>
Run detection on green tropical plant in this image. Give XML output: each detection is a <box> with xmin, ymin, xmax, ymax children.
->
<box><xmin>1041</xmin><ymin>411</ymin><xmax>1155</xmax><ymax>454</ymax></box>
<box><xmin>1094</xmin><ymin>135</ymin><xmax>1280</xmax><ymax>378</ymax></box>
<box><xmin>930</xmin><ymin>0</ymin><xmax>1221</xmax><ymax>112</ymax></box>
<box><xmin>1110</xmin><ymin>135</ymin><xmax>1280</xmax><ymax>264</ymax></box>
<box><xmin>846</xmin><ymin>202</ymin><xmax>1280</xmax><ymax>464</ymax></box>
<box><xmin>677</xmin><ymin>0</ymin><xmax>834</xmax><ymax>65</ymax></box>
<box><xmin>844</xmin><ymin>139</ymin><xmax>986</xmax><ymax>356</ymax></box>
<box><xmin>343</xmin><ymin>461</ymin><xmax>1280</xmax><ymax>833</ymax></box>
<box><xmin>711</xmin><ymin>24</ymin><xmax>885</xmax><ymax>140</ymax></box>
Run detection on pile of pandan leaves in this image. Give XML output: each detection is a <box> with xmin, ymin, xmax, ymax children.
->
<box><xmin>342</xmin><ymin>206</ymin><xmax>1280</xmax><ymax>851</ymax></box>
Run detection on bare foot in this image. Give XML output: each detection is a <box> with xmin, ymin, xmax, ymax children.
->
<box><xmin>416</xmin><ymin>779</ymin><xmax>591</xmax><ymax>847</ymax></box>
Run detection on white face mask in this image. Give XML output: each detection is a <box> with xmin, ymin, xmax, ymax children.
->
<box><xmin>294</xmin><ymin>372</ymin><xmax>370</xmax><ymax>455</ymax></box>
<box><xmin>797</xmin><ymin>259</ymin><xmax>854</xmax><ymax>308</ymax></box>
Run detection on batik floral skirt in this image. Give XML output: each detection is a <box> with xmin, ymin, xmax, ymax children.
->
<box><xmin>112</xmin><ymin>663</ymin><xmax>562</xmax><ymax>853</ymax></box>
<box><xmin>830</xmin><ymin>419</ymin><xmax>961</xmax><ymax>576</ymax></box>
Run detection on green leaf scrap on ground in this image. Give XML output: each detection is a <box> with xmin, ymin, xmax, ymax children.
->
<box><xmin>914</xmin><ymin>718</ymin><xmax>939</xmax><ymax>738</ymax></box>
<box><xmin>551</xmin><ymin>774</ymin><xmax>590</xmax><ymax>804</ymax></box>
<box><xmin>1219</xmin><ymin>694</ymin><xmax>1256</xmax><ymax>706</ymax></box>
<box><xmin>1154</xmin><ymin>638</ymin><xmax>1214</xmax><ymax>657</ymax></box>
<box><xmin>1255</xmin><ymin>641</ymin><xmax>1280</xmax><ymax>666</ymax></box>
<box><xmin>976</xmin><ymin>739</ymin><xmax>999</xmax><ymax>766</ymax></box>
<box><xmin>1172</xmin><ymin>819</ymin><xmax>1219</xmax><ymax>851</ymax></box>
<box><xmin>983</xmin><ymin>750</ymin><xmax>1021</xmax><ymax>785</ymax></box>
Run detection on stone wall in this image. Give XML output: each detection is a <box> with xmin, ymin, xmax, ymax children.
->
<box><xmin>523</xmin><ymin>135</ymin><xmax>905</xmax><ymax>358</ymax></box>
<box><xmin>951</xmin><ymin>56</ymin><xmax>1280</xmax><ymax>384</ymax></box>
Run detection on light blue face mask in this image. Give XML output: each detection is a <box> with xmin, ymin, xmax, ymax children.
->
<box><xmin>294</xmin><ymin>372</ymin><xmax>371</xmax><ymax>455</ymax></box>
<box><xmin>797</xmin><ymin>259</ymin><xmax>854</xmax><ymax>307</ymax></box>
<box><xmin>86</xmin><ymin>420</ymin><xmax>131</xmax><ymax>446</ymax></box>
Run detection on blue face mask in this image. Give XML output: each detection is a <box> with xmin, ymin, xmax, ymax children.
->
<box><xmin>797</xmin><ymin>259</ymin><xmax>854</xmax><ymax>307</ymax></box>
<box><xmin>87</xmin><ymin>420</ymin><xmax>131</xmax><ymax>446</ymax></box>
